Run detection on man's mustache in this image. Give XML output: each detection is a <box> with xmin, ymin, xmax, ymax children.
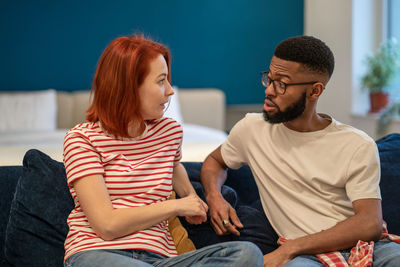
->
<box><xmin>264</xmin><ymin>97</ymin><xmax>279</xmax><ymax>108</ymax></box>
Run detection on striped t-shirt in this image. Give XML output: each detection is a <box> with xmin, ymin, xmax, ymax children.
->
<box><xmin>63</xmin><ymin>118</ymin><xmax>182</xmax><ymax>261</ymax></box>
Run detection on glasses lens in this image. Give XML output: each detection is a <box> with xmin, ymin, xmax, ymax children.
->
<box><xmin>261</xmin><ymin>73</ymin><xmax>269</xmax><ymax>87</ymax></box>
<box><xmin>275</xmin><ymin>81</ymin><xmax>286</xmax><ymax>94</ymax></box>
<box><xmin>261</xmin><ymin>72</ymin><xmax>285</xmax><ymax>95</ymax></box>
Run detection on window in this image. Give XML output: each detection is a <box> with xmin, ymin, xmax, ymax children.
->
<box><xmin>386</xmin><ymin>0</ymin><xmax>400</xmax><ymax>102</ymax></box>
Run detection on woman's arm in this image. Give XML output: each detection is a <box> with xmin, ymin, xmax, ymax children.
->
<box><xmin>172</xmin><ymin>162</ymin><xmax>197</xmax><ymax>197</ymax></box>
<box><xmin>73</xmin><ymin>173</ymin><xmax>207</xmax><ymax>241</ymax></box>
<box><xmin>172</xmin><ymin>162</ymin><xmax>208</xmax><ymax>224</ymax></box>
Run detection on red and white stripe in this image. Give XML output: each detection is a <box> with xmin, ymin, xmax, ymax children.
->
<box><xmin>63</xmin><ymin>118</ymin><xmax>182</xmax><ymax>261</ymax></box>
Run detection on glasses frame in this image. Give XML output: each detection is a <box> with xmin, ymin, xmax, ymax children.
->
<box><xmin>261</xmin><ymin>71</ymin><xmax>319</xmax><ymax>95</ymax></box>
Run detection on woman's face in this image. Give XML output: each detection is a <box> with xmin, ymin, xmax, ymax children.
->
<box><xmin>138</xmin><ymin>54</ymin><xmax>174</xmax><ymax>120</ymax></box>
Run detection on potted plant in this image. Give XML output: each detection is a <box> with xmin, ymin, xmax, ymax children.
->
<box><xmin>361</xmin><ymin>38</ymin><xmax>400</xmax><ymax>113</ymax></box>
<box><xmin>376</xmin><ymin>102</ymin><xmax>400</xmax><ymax>136</ymax></box>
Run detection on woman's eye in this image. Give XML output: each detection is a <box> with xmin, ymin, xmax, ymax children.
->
<box><xmin>158</xmin><ymin>79</ymin><xmax>165</xmax><ymax>85</ymax></box>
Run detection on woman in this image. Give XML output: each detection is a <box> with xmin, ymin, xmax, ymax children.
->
<box><xmin>63</xmin><ymin>34</ymin><xmax>263</xmax><ymax>267</ymax></box>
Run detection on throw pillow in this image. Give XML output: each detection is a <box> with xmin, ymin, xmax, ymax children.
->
<box><xmin>168</xmin><ymin>192</ymin><xmax>196</xmax><ymax>254</ymax></box>
<box><xmin>0</xmin><ymin>89</ymin><xmax>57</xmax><ymax>132</ymax></box>
<box><xmin>4</xmin><ymin>149</ymin><xmax>74</xmax><ymax>267</ymax></box>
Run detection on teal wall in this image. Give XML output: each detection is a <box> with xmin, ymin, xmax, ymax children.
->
<box><xmin>0</xmin><ymin>0</ymin><xmax>303</xmax><ymax>104</ymax></box>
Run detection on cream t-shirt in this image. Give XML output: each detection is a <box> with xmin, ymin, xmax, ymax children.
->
<box><xmin>221</xmin><ymin>113</ymin><xmax>381</xmax><ymax>239</ymax></box>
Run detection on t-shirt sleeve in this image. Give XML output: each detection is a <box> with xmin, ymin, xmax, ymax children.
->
<box><xmin>345</xmin><ymin>141</ymin><xmax>381</xmax><ymax>202</ymax></box>
<box><xmin>221</xmin><ymin>116</ymin><xmax>248</xmax><ymax>169</ymax></box>
<box><xmin>175</xmin><ymin>134</ymin><xmax>183</xmax><ymax>163</ymax></box>
<box><xmin>171</xmin><ymin>121</ymin><xmax>183</xmax><ymax>163</ymax></box>
<box><xmin>63</xmin><ymin>130</ymin><xmax>105</xmax><ymax>186</ymax></box>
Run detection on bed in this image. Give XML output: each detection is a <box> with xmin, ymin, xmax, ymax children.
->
<box><xmin>0</xmin><ymin>88</ymin><xmax>227</xmax><ymax>166</ymax></box>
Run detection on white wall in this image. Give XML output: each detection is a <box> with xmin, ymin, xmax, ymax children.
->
<box><xmin>304</xmin><ymin>0</ymin><xmax>352</xmax><ymax>124</ymax></box>
<box><xmin>304</xmin><ymin>0</ymin><xmax>400</xmax><ymax>139</ymax></box>
<box><xmin>352</xmin><ymin>0</ymin><xmax>383</xmax><ymax>114</ymax></box>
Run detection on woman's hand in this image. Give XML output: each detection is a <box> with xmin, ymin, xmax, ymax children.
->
<box><xmin>174</xmin><ymin>194</ymin><xmax>208</xmax><ymax>224</ymax></box>
<box><xmin>185</xmin><ymin>196</ymin><xmax>209</xmax><ymax>224</ymax></box>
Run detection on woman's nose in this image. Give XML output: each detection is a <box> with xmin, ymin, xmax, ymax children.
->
<box><xmin>165</xmin><ymin>80</ymin><xmax>174</xmax><ymax>96</ymax></box>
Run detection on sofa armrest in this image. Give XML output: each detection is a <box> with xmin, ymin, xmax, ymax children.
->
<box><xmin>178</xmin><ymin>88</ymin><xmax>226</xmax><ymax>131</ymax></box>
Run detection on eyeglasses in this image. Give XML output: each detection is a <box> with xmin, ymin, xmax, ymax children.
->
<box><xmin>261</xmin><ymin>71</ymin><xmax>319</xmax><ymax>95</ymax></box>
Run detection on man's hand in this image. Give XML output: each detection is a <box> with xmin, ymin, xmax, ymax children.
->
<box><xmin>206</xmin><ymin>192</ymin><xmax>243</xmax><ymax>236</ymax></box>
<box><xmin>263</xmin><ymin>245</ymin><xmax>293</xmax><ymax>267</ymax></box>
<box><xmin>201</xmin><ymin>146</ymin><xmax>243</xmax><ymax>235</ymax></box>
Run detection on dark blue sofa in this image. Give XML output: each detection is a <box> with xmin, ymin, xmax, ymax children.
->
<box><xmin>1</xmin><ymin>133</ymin><xmax>399</xmax><ymax>266</ymax></box>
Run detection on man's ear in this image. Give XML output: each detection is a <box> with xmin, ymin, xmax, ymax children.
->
<box><xmin>309</xmin><ymin>83</ymin><xmax>324</xmax><ymax>98</ymax></box>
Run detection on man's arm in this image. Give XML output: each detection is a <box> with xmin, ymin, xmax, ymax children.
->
<box><xmin>201</xmin><ymin>146</ymin><xmax>243</xmax><ymax>236</ymax></box>
<box><xmin>263</xmin><ymin>198</ymin><xmax>382</xmax><ymax>266</ymax></box>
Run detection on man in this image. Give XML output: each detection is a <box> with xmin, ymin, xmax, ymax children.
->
<box><xmin>200</xmin><ymin>36</ymin><xmax>400</xmax><ymax>266</ymax></box>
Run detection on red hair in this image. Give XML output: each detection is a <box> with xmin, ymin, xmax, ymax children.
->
<box><xmin>86</xmin><ymin>34</ymin><xmax>171</xmax><ymax>138</ymax></box>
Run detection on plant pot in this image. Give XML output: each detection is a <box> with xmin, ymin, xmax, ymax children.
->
<box><xmin>369</xmin><ymin>92</ymin><xmax>389</xmax><ymax>113</ymax></box>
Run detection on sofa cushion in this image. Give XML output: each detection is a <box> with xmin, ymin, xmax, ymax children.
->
<box><xmin>4</xmin><ymin>149</ymin><xmax>74</xmax><ymax>267</ymax></box>
<box><xmin>376</xmin><ymin>133</ymin><xmax>400</xmax><ymax>235</ymax></box>
<box><xmin>234</xmin><ymin>203</ymin><xmax>279</xmax><ymax>254</ymax></box>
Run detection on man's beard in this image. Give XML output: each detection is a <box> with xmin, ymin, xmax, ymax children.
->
<box><xmin>263</xmin><ymin>92</ymin><xmax>306</xmax><ymax>124</ymax></box>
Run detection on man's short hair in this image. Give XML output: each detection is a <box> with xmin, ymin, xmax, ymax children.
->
<box><xmin>274</xmin><ymin>36</ymin><xmax>335</xmax><ymax>78</ymax></box>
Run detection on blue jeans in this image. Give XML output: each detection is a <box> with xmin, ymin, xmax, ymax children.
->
<box><xmin>283</xmin><ymin>240</ymin><xmax>400</xmax><ymax>267</ymax></box>
<box><xmin>64</xmin><ymin>241</ymin><xmax>263</xmax><ymax>267</ymax></box>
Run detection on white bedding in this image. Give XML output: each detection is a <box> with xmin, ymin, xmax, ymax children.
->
<box><xmin>0</xmin><ymin>124</ymin><xmax>227</xmax><ymax>166</ymax></box>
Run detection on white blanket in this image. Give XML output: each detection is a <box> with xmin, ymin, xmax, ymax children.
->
<box><xmin>0</xmin><ymin>124</ymin><xmax>227</xmax><ymax>166</ymax></box>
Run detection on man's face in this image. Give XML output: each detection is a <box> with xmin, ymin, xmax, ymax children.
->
<box><xmin>262</xmin><ymin>56</ymin><xmax>314</xmax><ymax>124</ymax></box>
<box><xmin>263</xmin><ymin>92</ymin><xmax>306</xmax><ymax>123</ymax></box>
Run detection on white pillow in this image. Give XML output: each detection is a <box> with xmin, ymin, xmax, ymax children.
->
<box><xmin>0</xmin><ymin>89</ymin><xmax>57</xmax><ymax>132</ymax></box>
<box><xmin>163</xmin><ymin>86</ymin><xmax>184</xmax><ymax>124</ymax></box>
